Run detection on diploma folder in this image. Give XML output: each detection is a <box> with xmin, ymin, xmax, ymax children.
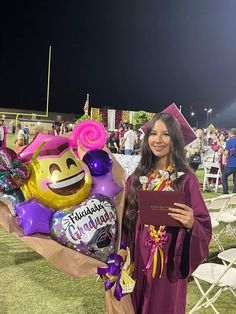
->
<box><xmin>138</xmin><ymin>190</ymin><xmax>185</xmax><ymax>227</ymax></box>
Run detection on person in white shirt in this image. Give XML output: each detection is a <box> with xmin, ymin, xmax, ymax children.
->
<box><xmin>15</xmin><ymin>124</ymin><xmax>25</xmax><ymax>147</ymax></box>
<box><xmin>122</xmin><ymin>123</ymin><xmax>138</xmax><ymax>155</ymax></box>
<box><xmin>0</xmin><ymin>121</ymin><xmax>4</xmax><ymax>147</ymax></box>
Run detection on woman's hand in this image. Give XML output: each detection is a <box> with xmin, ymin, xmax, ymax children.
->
<box><xmin>168</xmin><ymin>203</ymin><xmax>194</xmax><ymax>229</ymax></box>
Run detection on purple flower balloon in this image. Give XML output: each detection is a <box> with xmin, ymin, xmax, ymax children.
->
<box><xmin>16</xmin><ymin>198</ymin><xmax>54</xmax><ymax>236</ymax></box>
<box><xmin>90</xmin><ymin>172</ymin><xmax>122</xmax><ymax>201</ymax></box>
<box><xmin>82</xmin><ymin>149</ymin><xmax>112</xmax><ymax>176</ymax></box>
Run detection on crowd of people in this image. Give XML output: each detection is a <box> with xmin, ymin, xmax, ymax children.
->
<box><xmin>0</xmin><ymin>120</ymin><xmax>71</xmax><ymax>149</ymax></box>
<box><xmin>48</xmin><ymin>121</ymin><xmax>69</xmax><ymax>136</ymax></box>
<box><xmin>0</xmin><ymin>122</ymin><xmax>32</xmax><ymax>149</ymax></box>
<box><xmin>106</xmin><ymin>123</ymin><xmax>144</xmax><ymax>155</ymax></box>
<box><xmin>15</xmin><ymin>121</ymin><xmax>70</xmax><ymax>147</ymax></box>
<box><xmin>1</xmin><ymin>117</ymin><xmax>235</xmax><ymax>195</ymax></box>
<box><xmin>0</xmin><ymin>120</ymin><xmax>7</xmax><ymax>148</ymax></box>
<box><xmin>185</xmin><ymin>127</ymin><xmax>236</xmax><ymax>194</ymax></box>
<box><xmin>106</xmin><ymin>123</ymin><xmax>236</xmax><ymax>195</ymax></box>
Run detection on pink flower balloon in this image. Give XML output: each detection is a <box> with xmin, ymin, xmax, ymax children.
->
<box><xmin>70</xmin><ymin>120</ymin><xmax>107</xmax><ymax>153</ymax></box>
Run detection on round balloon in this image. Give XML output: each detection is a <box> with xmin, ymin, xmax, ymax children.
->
<box><xmin>50</xmin><ymin>194</ymin><xmax>118</xmax><ymax>262</ymax></box>
<box><xmin>82</xmin><ymin>149</ymin><xmax>113</xmax><ymax>176</ymax></box>
<box><xmin>20</xmin><ymin>133</ymin><xmax>92</xmax><ymax>210</ymax></box>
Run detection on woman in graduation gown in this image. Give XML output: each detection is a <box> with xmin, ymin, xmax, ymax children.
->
<box><xmin>122</xmin><ymin>112</ymin><xmax>212</xmax><ymax>314</ymax></box>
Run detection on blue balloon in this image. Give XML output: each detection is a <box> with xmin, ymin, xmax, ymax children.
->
<box><xmin>82</xmin><ymin>149</ymin><xmax>112</xmax><ymax>176</ymax></box>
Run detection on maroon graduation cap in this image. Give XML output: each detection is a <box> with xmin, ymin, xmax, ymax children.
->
<box><xmin>140</xmin><ymin>103</ymin><xmax>196</xmax><ymax>146</ymax></box>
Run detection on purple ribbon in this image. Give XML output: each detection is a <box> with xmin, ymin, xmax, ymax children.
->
<box><xmin>97</xmin><ymin>253</ymin><xmax>124</xmax><ymax>301</ymax></box>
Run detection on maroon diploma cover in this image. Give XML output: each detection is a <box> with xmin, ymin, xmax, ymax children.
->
<box><xmin>138</xmin><ymin>190</ymin><xmax>185</xmax><ymax>227</ymax></box>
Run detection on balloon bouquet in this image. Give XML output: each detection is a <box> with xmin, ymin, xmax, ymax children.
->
<box><xmin>0</xmin><ymin>120</ymin><xmax>122</xmax><ymax>263</ymax></box>
<box><xmin>0</xmin><ymin>148</ymin><xmax>30</xmax><ymax>215</ymax></box>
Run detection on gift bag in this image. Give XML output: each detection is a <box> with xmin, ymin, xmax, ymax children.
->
<box><xmin>105</xmin><ymin>289</ymin><xmax>135</xmax><ymax>314</ymax></box>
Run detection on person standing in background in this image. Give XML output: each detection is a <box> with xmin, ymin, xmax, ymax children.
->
<box><xmin>107</xmin><ymin>131</ymin><xmax>119</xmax><ymax>153</ymax></box>
<box><xmin>0</xmin><ymin>121</ymin><xmax>4</xmax><ymax>148</ymax></box>
<box><xmin>23</xmin><ymin>125</ymin><xmax>30</xmax><ymax>145</ymax></box>
<box><xmin>59</xmin><ymin>121</ymin><xmax>67</xmax><ymax>135</ymax></box>
<box><xmin>1</xmin><ymin>120</ymin><xmax>7</xmax><ymax>147</ymax></box>
<box><xmin>122</xmin><ymin>123</ymin><xmax>138</xmax><ymax>155</ymax></box>
<box><xmin>118</xmin><ymin>123</ymin><xmax>126</xmax><ymax>154</ymax></box>
<box><xmin>185</xmin><ymin>128</ymin><xmax>206</xmax><ymax>171</ymax></box>
<box><xmin>15</xmin><ymin>124</ymin><xmax>25</xmax><ymax>147</ymax></box>
<box><xmin>222</xmin><ymin>128</ymin><xmax>236</xmax><ymax>194</ymax></box>
<box><xmin>218</xmin><ymin>131</ymin><xmax>228</xmax><ymax>174</ymax></box>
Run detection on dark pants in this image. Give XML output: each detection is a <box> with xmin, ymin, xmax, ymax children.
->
<box><xmin>222</xmin><ymin>165</ymin><xmax>236</xmax><ymax>194</ymax></box>
<box><xmin>189</xmin><ymin>162</ymin><xmax>200</xmax><ymax>172</ymax></box>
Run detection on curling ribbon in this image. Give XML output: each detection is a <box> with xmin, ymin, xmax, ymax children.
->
<box><xmin>145</xmin><ymin>226</ymin><xmax>168</xmax><ymax>278</ymax></box>
<box><xmin>145</xmin><ymin>240</ymin><xmax>165</xmax><ymax>278</ymax></box>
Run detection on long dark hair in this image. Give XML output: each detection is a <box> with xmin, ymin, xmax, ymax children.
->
<box><xmin>123</xmin><ymin>113</ymin><xmax>192</xmax><ymax>243</ymax></box>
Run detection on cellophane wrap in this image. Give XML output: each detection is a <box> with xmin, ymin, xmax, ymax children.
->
<box><xmin>0</xmin><ymin>136</ymin><xmax>134</xmax><ymax>314</ymax></box>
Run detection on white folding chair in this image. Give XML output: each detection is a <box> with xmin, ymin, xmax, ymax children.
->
<box><xmin>203</xmin><ymin>147</ymin><xmax>215</xmax><ymax>163</ymax></box>
<box><xmin>225</xmin><ymin>193</ymin><xmax>236</xmax><ymax>215</ymax></box>
<box><xmin>113</xmin><ymin>154</ymin><xmax>141</xmax><ymax>178</ymax></box>
<box><xmin>210</xmin><ymin>217</ymin><xmax>223</xmax><ymax>251</ymax></box>
<box><xmin>202</xmin><ymin>161</ymin><xmax>222</xmax><ymax>193</ymax></box>
<box><xmin>217</xmin><ymin>248</ymin><xmax>236</xmax><ymax>300</ymax></box>
<box><xmin>226</xmin><ymin>194</ymin><xmax>236</xmax><ymax>234</ymax></box>
<box><xmin>204</xmin><ymin>198</ymin><xmax>224</xmax><ymax>250</ymax></box>
<box><xmin>189</xmin><ymin>256</ymin><xmax>236</xmax><ymax>314</ymax></box>
<box><xmin>210</xmin><ymin>194</ymin><xmax>236</xmax><ymax>240</ymax></box>
<box><xmin>204</xmin><ymin>198</ymin><xmax>213</xmax><ymax>208</ymax></box>
<box><xmin>207</xmin><ymin>194</ymin><xmax>231</xmax><ymax>218</ymax></box>
<box><xmin>218</xmin><ymin>248</ymin><xmax>236</xmax><ymax>266</ymax></box>
<box><xmin>205</xmin><ymin>195</ymin><xmax>232</xmax><ymax>251</ymax></box>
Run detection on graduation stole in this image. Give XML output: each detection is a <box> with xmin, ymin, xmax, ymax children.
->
<box><xmin>140</xmin><ymin>165</ymin><xmax>175</xmax><ymax>279</ymax></box>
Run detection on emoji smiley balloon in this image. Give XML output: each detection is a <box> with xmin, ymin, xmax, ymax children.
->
<box><xmin>19</xmin><ymin>133</ymin><xmax>92</xmax><ymax>210</ymax></box>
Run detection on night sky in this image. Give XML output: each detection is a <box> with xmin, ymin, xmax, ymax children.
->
<box><xmin>1</xmin><ymin>0</ymin><xmax>236</xmax><ymax>127</ymax></box>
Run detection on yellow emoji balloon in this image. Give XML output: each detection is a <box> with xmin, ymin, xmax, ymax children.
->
<box><xmin>20</xmin><ymin>134</ymin><xmax>92</xmax><ymax>210</ymax></box>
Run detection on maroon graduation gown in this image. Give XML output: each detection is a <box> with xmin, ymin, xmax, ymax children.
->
<box><xmin>124</xmin><ymin>172</ymin><xmax>212</xmax><ymax>314</ymax></box>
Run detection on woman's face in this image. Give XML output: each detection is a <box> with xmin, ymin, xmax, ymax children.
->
<box><xmin>148</xmin><ymin>119</ymin><xmax>171</xmax><ymax>159</ymax></box>
<box><xmin>219</xmin><ymin>134</ymin><xmax>225</xmax><ymax>142</ymax></box>
<box><xmin>196</xmin><ymin>129</ymin><xmax>203</xmax><ymax>139</ymax></box>
<box><xmin>212</xmin><ymin>133</ymin><xmax>218</xmax><ymax>141</ymax></box>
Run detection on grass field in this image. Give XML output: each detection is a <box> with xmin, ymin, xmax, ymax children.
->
<box><xmin>0</xmin><ymin>135</ymin><xmax>235</xmax><ymax>313</ymax></box>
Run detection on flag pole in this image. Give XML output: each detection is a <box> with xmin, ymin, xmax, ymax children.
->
<box><xmin>45</xmin><ymin>45</ymin><xmax>51</xmax><ymax>117</ymax></box>
<box><xmin>84</xmin><ymin>93</ymin><xmax>89</xmax><ymax>115</ymax></box>
<box><xmin>87</xmin><ymin>93</ymin><xmax>89</xmax><ymax>108</ymax></box>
